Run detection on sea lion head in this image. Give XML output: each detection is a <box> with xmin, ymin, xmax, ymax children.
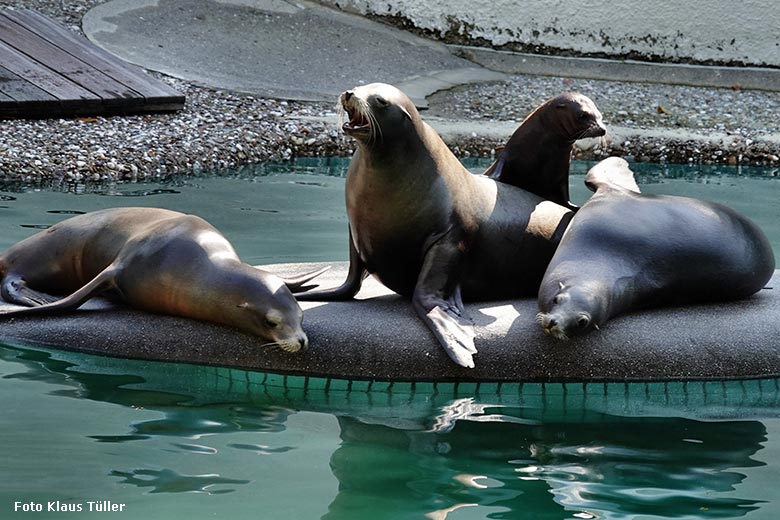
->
<box><xmin>228</xmin><ymin>266</ymin><xmax>308</xmax><ymax>353</ymax></box>
<box><xmin>536</xmin><ymin>280</ymin><xmax>605</xmax><ymax>340</ymax></box>
<box><xmin>338</xmin><ymin>83</ymin><xmax>418</xmax><ymax>145</ymax></box>
<box><xmin>546</xmin><ymin>92</ymin><xmax>607</xmax><ymax>141</ymax></box>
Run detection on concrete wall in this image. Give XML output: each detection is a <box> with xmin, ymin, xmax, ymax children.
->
<box><xmin>321</xmin><ymin>0</ymin><xmax>780</xmax><ymax>67</ymax></box>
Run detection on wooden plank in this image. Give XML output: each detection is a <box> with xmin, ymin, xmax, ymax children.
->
<box><xmin>0</xmin><ymin>65</ymin><xmax>68</xmax><ymax>119</ymax></box>
<box><xmin>0</xmin><ymin>9</ymin><xmax>184</xmax><ymax>118</ymax></box>
<box><xmin>0</xmin><ymin>39</ymin><xmax>99</xmax><ymax>101</ymax></box>
<box><xmin>4</xmin><ymin>9</ymin><xmax>183</xmax><ymax>104</ymax></box>
<box><xmin>0</xmin><ymin>64</ymin><xmax>57</xmax><ymax>102</ymax></box>
<box><xmin>0</xmin><ymin>14</ymin><xmax>139</xmax><ymax>104</ymax></box>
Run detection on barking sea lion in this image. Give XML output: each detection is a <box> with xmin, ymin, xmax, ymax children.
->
<box><xmin>297</xmin><ymin>83</ymin><xmax>574</xmax><ymax>368</ymax></box>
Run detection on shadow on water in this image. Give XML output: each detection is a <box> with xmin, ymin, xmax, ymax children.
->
<box><xmin>1</xmin><ymin>343</ymin><xmax>774</xmax><ymax>519</ymax></box>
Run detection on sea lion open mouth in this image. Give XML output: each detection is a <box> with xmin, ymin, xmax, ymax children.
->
<box><xmin>342</xmin><ymin>105</ymin><xmax>371</xmax><ymax>135</ymax></box>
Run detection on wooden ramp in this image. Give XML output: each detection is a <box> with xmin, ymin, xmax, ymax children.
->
<box><xmin>0</xmin><ymin>9</ymin><xmax>184</xmax><ymax>119</ymax></box>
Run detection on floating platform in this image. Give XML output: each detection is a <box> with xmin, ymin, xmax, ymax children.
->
<box><xmin>1</xmin><ymin>263</ymin><xmax>778</xmax><ymax>383</ymax></box>
<box><xmin>0</xmin><ymin>9</ymin><xmax>184</xmax><ymax>119</ymax></box>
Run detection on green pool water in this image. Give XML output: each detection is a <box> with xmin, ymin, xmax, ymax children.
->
<box><xmin>2</xmin><ymin>159</ymin><xmax>780</xmax><ymax>519</ymax></box>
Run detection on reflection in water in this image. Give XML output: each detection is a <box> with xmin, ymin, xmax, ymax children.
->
<box><xmin>109</xmin><ymin>468</ymin><xmax>250</xmax><ymax>495</ymax></box>
<box><xmin>1</xmin><ymin>344</ymin><xmax>776</xmax><ymax>519</ymax></box>
<box><xmin>326</xmin><ymin>412</ymin><xmax>765</xmax><ymax>519</ymax></box>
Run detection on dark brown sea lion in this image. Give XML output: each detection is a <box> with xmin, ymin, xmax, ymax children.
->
<box><xmin>297</xmin><ymin>83</ymin><xmax>574</xmax><ymax>368</ymax></box>
<box><xmin>0</xmin><ymin>207</ymin><xmax>325</xmax><ymax>352</ymax></box>
<box><xmin>537</xmin><ymin>157</ymin><xmax>775</xmax><ymax>339</ymax></box>
<box><xmin>484</xmin><ymin>92</ymin><xmax>607</xmax><ymax>210</ymax></box>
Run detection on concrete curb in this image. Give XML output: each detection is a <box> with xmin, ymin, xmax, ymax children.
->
<box><xmin>452</xmin><ymin>46</ymin><xmax>780</xmax><ymax>92</ymax></box>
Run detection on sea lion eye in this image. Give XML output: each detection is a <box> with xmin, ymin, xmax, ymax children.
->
<box><xmin>375</xmin><ymin>97</ymin><xmax>389</xmax><ymax>107</ymax></box>
<box><xmin>265</xmin><ymin>318</ymin><xmax>280</xmax><ymax>329</ymax></box>
<box><xmin>552</xmin><ymin>292</ymin><xmax>567</xmax><ymax>305</ymax></box>
<box><xmin>577</xmin><ymin>315</ymin><xmax>590</xmax><ymax>328</ymax></box>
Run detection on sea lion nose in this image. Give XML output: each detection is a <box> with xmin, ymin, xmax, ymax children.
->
<box><xmin>547</xmin><ymin>317</ymin><xmax>557</xmax><ymax>328</ymax></box>
<box><xmin>344</xmin><ymin>90</ymin><xmax>354</xmax><ymax>102</ymax></box>
<box><xmin>299</xmin><ymin>335</ymin><xmax>309</xmax><ymax>351</ymax></box>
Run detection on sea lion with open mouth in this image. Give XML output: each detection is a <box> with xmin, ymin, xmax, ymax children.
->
<box><xmin>297</xmin><ymin>83</ymin><xmax>574</xmax><ymax>368</ymax></box>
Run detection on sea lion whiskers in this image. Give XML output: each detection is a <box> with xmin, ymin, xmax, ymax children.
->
<box><xmin>260</xmin><ymin>339</ymin><xmax>303</xmax><ymax>353</ymax></box>
<box><xmin>355</xmin><ymin>95</ymin><xmax>383</xmax><ymax>143</ymax></box>
<box><xmin>536</xmin><ymin>312</ymin><xmax>569</xmax><ymax>341</ymax></box>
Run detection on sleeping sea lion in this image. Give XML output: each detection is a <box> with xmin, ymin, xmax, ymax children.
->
<box><xmin>297</xmin><ymin>83</ymin><xmax>574</xmax><ymax>368</ymax></box>
<box><xmin>484</xmin><ymin>92</ymin><xmax>607</xmax><ymax>210</ymax></box>
<box><xmin>0</xmin><ymin>207</ymin><xmax>325</xmax><ymax>352</ymax></box>
<box><xmin>537</xmin><ymin>157</ymin><xmax>775</xmax><ymax>339</ymax></box>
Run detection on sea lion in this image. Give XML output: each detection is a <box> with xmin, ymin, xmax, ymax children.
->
<box><xmin>484</xmin><ymin>92</ymin><xmax>607</xmax><ymax>210</ymax></box>
<box><xmin>297</xmin><ymin>83</ymin><xmax>574</xmax><ymax>368</ymax></box>
<box><xmin>0</xmin><ymin>207</ymin><xmax>326</xmax><ymax>352</ymax></box>
<box><xmin>537</xmin><ymin>157</ymin><xmax>775</xmax><ymax>339</ymax></box>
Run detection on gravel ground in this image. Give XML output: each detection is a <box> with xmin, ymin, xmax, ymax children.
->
<box><xmin>0</xmin><ymin>0</ymin><xmax>352</xmax><ymax>183</ymax></box>
<box><xmin>1</xmin><ymin>0</ymin><xmax>779</xmax><ymax>184</ymax></box>
<box><xmin>426</xmin><ymin>76</ymin><xmax>780</xmax><ymax>167</ymax></box>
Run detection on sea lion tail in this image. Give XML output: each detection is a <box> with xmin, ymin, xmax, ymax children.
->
<box><xmin>0</xmin><ymin>265</ymin><xmax>119</xmax><ymax>318</ymax></box>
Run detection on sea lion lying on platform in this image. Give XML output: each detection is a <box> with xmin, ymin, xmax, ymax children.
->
<box><xmin>0</xmin><ymin>207</ymin><xmax>324</xmax><ymax>352</ymax></box>
<box><xmin>537</xmin><ymin>157</ymin><xmax>776</xmax><ymax>339</ymax></box>
<box><xmin>297</xmin><ymin>83</ymin><xmax>574</xmax><ymax>368</ymax></box>
<box><xmin>484</xmin><ymin>92</ymin><xmax>607</xmax><ymax>211</ymax></box>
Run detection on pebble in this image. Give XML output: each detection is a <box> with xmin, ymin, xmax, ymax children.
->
<box><xmin>1</xmin><ymin>0</ymin><xmax>779</xmax><ymax>185</ymax></box>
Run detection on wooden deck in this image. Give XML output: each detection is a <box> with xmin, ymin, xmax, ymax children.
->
<box><xmin>0</xmin><ymin>9</ymin><xmax>184</xmax><ymax>119</ymax></box>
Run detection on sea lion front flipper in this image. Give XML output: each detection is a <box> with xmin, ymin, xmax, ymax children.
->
<box><xmin>584</xmin><ymin>157</ymin><xmax>641</xmax><ymax>194</ymax></box>
<box><xmin>1</xmin><ymin>273</ymin><xmax>61</xmax><ymax>307</ymax></box>
<box><xmin>413</xmin><ymin>235</ymin><xmax>477</xmax><ymax>369</ymax></box>
<box><xmin>0</xmin><ymin>265</ymin><xmax>119</xmax><ymax>317</ymax></box>
<box><xmin>295</xmin><ymin>231</ymin><xmax>367</xmax><ymax>301</ymax></box>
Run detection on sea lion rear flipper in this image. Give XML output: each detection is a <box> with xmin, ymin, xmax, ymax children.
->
<box><xmin>281</xmin><ymin>266</ymin><xmax>331</xmax><ymax>293</ymax></box>
<box><xmin>295</xmin><ymin>232</ymin><xmax>366</xmax><ymax>301</ymax></box>
<box><xmin>0</xmin><ymin>265</ymin><xmax>119</xmax><ymax>317</ymax></box>
<box><xmin>1</xmin><ymin>273</ymin><xmax>61</xmax><ymax>307</ymax></box>
<box><xmin>584</xmin><ymin>157</ymin><xmax>641</xmax><ymax>194</ymax></box>
<box><xmin>413</xmin><ymin>235</ymin><xmax>477</xmax><ymax>369</ymax></box>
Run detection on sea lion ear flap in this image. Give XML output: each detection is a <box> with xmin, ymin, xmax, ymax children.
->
<box><xmin>398</xmin><ymin>103</ymin><xmax>413</xmax><ymax>121</ymax></box>
<box><xmin>584</xmin><ymin>157</ymin><xmax>641</xmax><ymax>194</ymax></box>
<box><xmin>282</xmin><ymin>266</ymin><xmax>331</xmax><ymax>293</ymax></box>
